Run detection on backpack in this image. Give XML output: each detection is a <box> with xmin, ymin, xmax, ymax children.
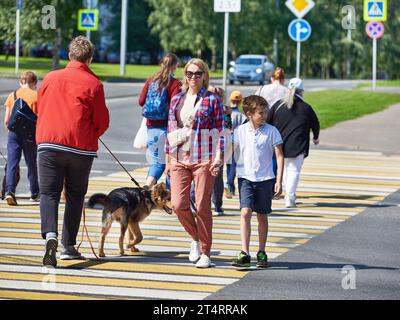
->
<box><xmin>142</xmin><ymin>80</ymin><xmax>169</xmax><ymax>120</ymax></box>
<box><xmin>7</xmin><ymin>91</ymin><xmax>37</xmax><ymax>142</ymax></box>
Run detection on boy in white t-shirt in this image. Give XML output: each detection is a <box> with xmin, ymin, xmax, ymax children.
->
<box><xmin>231</xmin><ymin>95</ymin><xmax>284</xmax><ymax>268</ymax></box>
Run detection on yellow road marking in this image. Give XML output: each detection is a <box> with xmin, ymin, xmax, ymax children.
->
<box><xmin>0</xmin><ymin>256</ymin><xmax>245</xmax><ymax>277</ymax></box>
<box><xmin>0</xmin><ymin>271</ymin><xmax>223</xmax><ymax>293</ymax></box>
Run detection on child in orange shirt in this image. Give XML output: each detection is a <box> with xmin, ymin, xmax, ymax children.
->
<box><xmin>3</xmin><ymin>71</ymin><xmax>39</xmax><ymax>205</ymax></box>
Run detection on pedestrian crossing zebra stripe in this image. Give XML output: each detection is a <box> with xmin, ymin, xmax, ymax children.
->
<box><xmin>0</xmin><ymin>149</ymin><xmax>399</xmax><ymax>299</ymax></box>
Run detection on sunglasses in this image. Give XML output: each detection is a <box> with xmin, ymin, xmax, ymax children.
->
<box><xmin>185</xmin><ymin>71</ymin><xmax>204</xmax><ymax>79</ymax></box>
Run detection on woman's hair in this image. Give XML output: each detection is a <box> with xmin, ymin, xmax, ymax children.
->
<box><xmin>271</xmin><ymin>67</ymin><xmax>285</xmax><ymax>82</ymax></box>
<box><xmin>242</xmin><ymin>95</ymin><xmax>268</xmax><ymax>115</ymax></box>
<box><xmin>182</xmin><ymin>58</ymin><xmax>210</xmax><ymax>90</ymax></box>
<box><xmin>20</xmin><ymin>71</ymin><xmax>37</xmax><ymax>85</ymax></box>
<box><xmin>154</xmin><ymin>53</ymin><xmax>178</xmax><ymax>91</ymax></box>
<box><xmin>283</xmin><ymin>87</ymin><xmax>303</xmax><ymax>109</ymax></box>
<box><xmin>68</xmin><ymin>36</ymin><xmax>94</xmax><ymax>63</ymax></box>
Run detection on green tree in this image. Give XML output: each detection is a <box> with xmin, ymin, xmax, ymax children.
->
<box><xmin>103</xmin><ymin>0</ymin><xmax>161</xmax><ymax>63</ymax></box>
<box><xmin>0</xmin><ymin>0</ymin><xmax>82</xmax><ymax>69</ymax></box>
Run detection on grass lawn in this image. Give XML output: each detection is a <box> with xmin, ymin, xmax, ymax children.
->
<box><xmin>0</xmin><ymin>55</ymin><xmax>223</xmax><ymax>80</ymax></box>
<box><xmin>304</xmin><ymin>90</ymin><xmax>400</xmax><ymax>129</ymax></box>
<box><xmin>356</xmin><ymin>80</ymin><xmax>400</xmax><ymax>89</ymax></box>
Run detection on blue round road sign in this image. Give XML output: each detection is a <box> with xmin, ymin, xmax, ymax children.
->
<box><xmin>288</xmin><ymin>19</ymin><xmax>312</xmax><ymax>42</ymax></box>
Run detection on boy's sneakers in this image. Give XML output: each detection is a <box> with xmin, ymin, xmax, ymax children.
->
<box><xmin>195</xmin><ymin>254</ymin><xmax>211</xmax><ymax>268</ymax></box>
<box><xmin>60</xmin><ymin>246</ymin><xmax>85</xmax><ymax>260</ymax></box>
<box><xmin>256</xmin><ymin>250</ymin><xmax>269</xmax><ymax>268</ymax></box>
<box><xmin>43</xmin><ymin>238</ymin><xmax>58</xmax><ymax>267</ymax></box>
<box><xmin>5</xmin><ymin>193</ymin><xmax>17</xmax><ymax>206</ymax></box>
<box><xmin>189</xmin><ymin>240</ymin><xmax>200</xmax><ymax>262</ymax></box>
<box><xmin>231</xmin><ymin>251</ymin><xmax>251</xmax><ymax>268</ymax></box>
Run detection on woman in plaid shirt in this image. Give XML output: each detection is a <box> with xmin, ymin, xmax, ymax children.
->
<box><xmin>166</xmin><ymin>58</ymin><xmax>226</xmax><ymax>268</ymax></box>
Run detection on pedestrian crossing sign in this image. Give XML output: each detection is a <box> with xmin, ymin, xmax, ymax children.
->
<box><xmin>78</xmin><ymin>9</ymin><xmax>99</xmax><ymax>31</ymax></box>
<box><xmin>364</xmin><ymin>0</ymin><xmax>387</xmax><ymax>22</ymax></box>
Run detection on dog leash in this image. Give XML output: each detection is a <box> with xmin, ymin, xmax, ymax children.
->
<box><xmin>0</xmin><ymin>150</ymin><xmax>7</xmax><ymax>163</ymax></box>
<box><xmin>99</xmin><ymin>138</ymin><xmax>142</xmax><ymax>189</ymax></box>
<box><xmin>77</xmin><ymin>206</ymin><xmax>99</xmax><ymax>259</ymax></box>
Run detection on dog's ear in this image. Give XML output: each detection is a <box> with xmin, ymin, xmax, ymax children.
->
<box><xmin>142</xmin><ymin>185</ymin><xmax>150</xmax><ymax>191</ymax></box>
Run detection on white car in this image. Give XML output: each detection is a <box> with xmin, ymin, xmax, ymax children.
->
<box><xmin>229</xmin><ymin>54</ymin><xmax>275</xmax><ymax>85</ymax></box>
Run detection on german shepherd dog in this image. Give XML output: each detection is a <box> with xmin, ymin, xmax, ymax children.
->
<box><xmin>1</xmin><ymin>163</ymin><xmax>20</xmax><ymax>200</ymax></box>
<box><xmin>87</xmin><ymin>182</ymin><xmax>172</xmax><ymax>257</ymax></box>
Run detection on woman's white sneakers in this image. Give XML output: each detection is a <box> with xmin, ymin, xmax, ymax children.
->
<box><xmin>189</xmin><ymin>241</ymin><xmax>212</xmax><ymax>268</ymax></box>
<box><xmin>195</xmin><ymin>254</ymin><xmax>211</xmax><ymax>268</ymax></box>
<box><xmin>189</xmin><ymin>240</ymin><xmax>200</xmax><ymax>262</ymax></box>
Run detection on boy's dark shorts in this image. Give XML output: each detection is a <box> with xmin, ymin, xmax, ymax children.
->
<box><xmin>238</xmin><ymin>178</ymin><xmax>274</xmax><ymax>215</ymax></box>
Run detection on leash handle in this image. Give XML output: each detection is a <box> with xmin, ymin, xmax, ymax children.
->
<box><xmin>99</xmin><ymin>138</ymin><xmax>142</xmax><ymax>188</ymax></box>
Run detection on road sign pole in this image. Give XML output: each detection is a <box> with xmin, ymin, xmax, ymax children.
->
<box><xmin>372</xmin><ymin>37</ymin><xmax>377</xmax><ymax>90</ymax></box>
<box><xmin>222</xmin><ymin>12</ymin><xmax>229</xmax><ymax>94</ymax></box>
<box><xmin>15</xmin><ymin>7</ymin><xmax>20</xmax><ymax>75</ymax></box>
<box><xmin>86</xmin><ymin>0</ymin><xmax>92</xmax><ymax>40</ymax></box>
<box><xmin>296</xmin><ymin>41</ymin><xmax>301</xmax><ymax>78</ymax></box>
<box><xmin>120</xmin><ymin>0</ymin><xmax>128</xmax><ymax>76</ymax></box>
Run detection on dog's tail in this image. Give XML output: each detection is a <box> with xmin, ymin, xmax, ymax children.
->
<box><xmin>87</xmin><ymin>193</ymin><xmax>113</xmax><ymax>211</ymax></box>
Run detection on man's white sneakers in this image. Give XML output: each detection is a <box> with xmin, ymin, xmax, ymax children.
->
<box><xmin>189</xmin><ymin>240</ymin><xmax>200</xmax><ymax>262</ymax></box>
<box><xmin>195</xmin><ymin>254</ymin><xmax>211</xmax><ymax>268</ymax></box>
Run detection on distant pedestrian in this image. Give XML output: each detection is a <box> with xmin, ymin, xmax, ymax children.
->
<box><xmin>3</xmin><ymin>71</ymin><xmax>39</xmax><ymax>206</ymax></box>
<box><xmin>166</xmin><ymin>58</ymin><xmax>225</xmax><ymax>268</ymax></box>
<box><xmin>266</xmin><ymin>77</ymin><xmax>320</xmax><ymax>208</ymax></box>
<box><xmin>255</xmin><ymin>67</ymin><xmax>289</xmax><ymax>109</ymax></box>
<box><xmin>139</xmin><ymin>53</ymin><xmax>181</xmax><ymax>188</ymax></box>
<box><xmin>206</xmin><ymin>85</ymin><xmax>229</xmax><ymax>216</ymax></box>
<box><xmin>225</xmin><ymin>90</ymin><xmax>246</xmax><ymax>199</ymax></box>
<box><xmin>37</xmin><ymin>36</ymin><xmax>110</xmax><ymax>267</ymax></box>
<box><xmin>231</xmin><ymin>95</ymin><xmax>284</xmax><ymax>268</ymax></box>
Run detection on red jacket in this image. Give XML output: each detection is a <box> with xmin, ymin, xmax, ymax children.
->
<box><xmin>37</xmin><ymin>61</ymin><xmax>109</xmax><ymax>156</ymax></box>
<box><xmin>139</xmin><ymin>76</ymin><xmax>181</xmax><ymax>127</ymax></box>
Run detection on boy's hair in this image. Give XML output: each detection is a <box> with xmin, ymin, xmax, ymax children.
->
<box><xmin>242</xmin><ymin>95</ymin><xmax>269</xmax><ymax>115</ymax></box>
<box><xmin>20</xmin><ymin>71</ymin><xmax>37</xmax><ymax>85</ymax></box>
<box><xmin>68</xmin><ymin>36</ymin><xmax>94</xmax><ymax>63</ymax></box>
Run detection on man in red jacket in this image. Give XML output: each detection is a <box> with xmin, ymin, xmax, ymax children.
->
<box><xmin>37</xmin><ymin>36</ymin><xmax>109</xmax><ymax>267</ymax></box>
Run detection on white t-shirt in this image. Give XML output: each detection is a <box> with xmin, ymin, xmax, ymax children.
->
<box><xmin>233</xmin><ymin>122</ymin><xmax>283</xmax><ymax>182</ymax></box>
<box><xmin>256</xmin><ymin>83</ymin><xmax>289</xmax><ymax>109</ymax></box>
<box><xmin>177</xmin><ymin>92</ymin><xmax>197</xmax><ymax>125</ymax></box>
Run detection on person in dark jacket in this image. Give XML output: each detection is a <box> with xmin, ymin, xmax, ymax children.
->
<box><xmin>266</xmin><ymin>77</ymin><xmax>319</xmax><ymax>208</ymax></box>
<box><xmin>37</xmin><ymin>36</ymin><xmax>110</xmax><ymax>267</ymax></box>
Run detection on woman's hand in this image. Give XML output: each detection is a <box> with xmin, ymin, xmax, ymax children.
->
<box><xmin>209</xmin><ymin>160</ymin><xmax>221</xmax><ymax>177</ymax></box>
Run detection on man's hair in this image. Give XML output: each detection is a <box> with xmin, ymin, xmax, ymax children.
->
<box><xmin>242</xmin><ymin>95</ymin><xmax>269</xmax><ymax>115</ymax></box>
<box><xmin>68</xmin><ymin>36</ymin><xmax>94</xmax><ymax>63</ymax></box>
<box><xmin>20</xmin><ymin>71</ymin><xmax>38</xmax><ymax>85</ymax></box>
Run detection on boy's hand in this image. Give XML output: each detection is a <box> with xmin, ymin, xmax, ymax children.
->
<box><xmin>274</xmin><ymin>182</ymin><xmax>282</xmax><ymax>197</ymax></box>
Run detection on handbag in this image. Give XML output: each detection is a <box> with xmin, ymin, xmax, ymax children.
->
<box><xmin>133</xmin><ymin>117</ymin><xmax>148</xmax><ymax>149</ymax></box>
<box><xmin>167</xmin><ymin>92</ymin><xmax>206</xmax><ymax>148</ymax></box>
<box><xmin>7</xmin><ymin>91</ymin><xmax>37</xmax><ymax>142</ymax></box>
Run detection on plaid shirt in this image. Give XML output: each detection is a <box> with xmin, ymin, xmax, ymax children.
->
<box><xmin>166</xmin><ymin>87</ymin><xmax>226</xmax><ymax>162</ymax></box>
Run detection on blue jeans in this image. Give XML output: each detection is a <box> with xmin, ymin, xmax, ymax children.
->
<box><xmin>6</xmin><ymin>131</ymin><xmax>39</xmax><ymax>196</ymax></box>
<box><xmin>226</xmin><ymin>152</ymin><xmax>237</xmax><ymax>193</ymax></box>
<box><xmin>147</xmin><ymin>126</ymin><xmax>167</xmax><ymax>181</ymax></box>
